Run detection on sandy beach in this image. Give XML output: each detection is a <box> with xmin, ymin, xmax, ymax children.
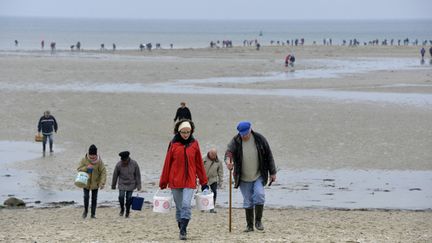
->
<box><xmin>1</xmin><ymin>45</ymin><xmax>432</xmax><ymax>242</ymax></box>
<box><xmin>1</xmin><ymin>206</ymin><xmax>431</xmax><ymax>242</ymax></box>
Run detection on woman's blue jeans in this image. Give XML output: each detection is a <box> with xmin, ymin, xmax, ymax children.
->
<box><xmin>171</xmin><ymin>188</ymin><xmax>194</xmax><ymax>221</ymax></box>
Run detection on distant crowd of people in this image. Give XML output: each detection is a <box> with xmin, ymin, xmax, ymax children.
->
<box><xmin>210</xmin><ymin>40</ymin><xmax>233</xmax><ymax>48</ymax></box>
<box><xmin>12</xmin><ymin>37</ymin><xmax>432</xmax><ymax>52</ymax></box>
<box><xmin>268</xmin><ymin>38</ymin><xmax>432</xmax><ymax>47</ymax></box>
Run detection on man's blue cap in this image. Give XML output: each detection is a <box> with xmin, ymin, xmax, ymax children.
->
<box><xmin>237</xmin><ymin>121</ymin><xmax>251</xmax><ymax>136</ymax></box>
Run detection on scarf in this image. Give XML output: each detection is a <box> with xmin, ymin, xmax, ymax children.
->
<box><xmin>86</xmin><ymin>154</ymin><xmax>101</xmax><ymax>165</ymax></box>
<box><xmin>172</xmin><ymin>133</ymin><xmax>195</xmax><ymax>146</ymax></box>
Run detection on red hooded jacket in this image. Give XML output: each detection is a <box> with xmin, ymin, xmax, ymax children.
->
<box><xmin>159</xmin><ymin>139</ymin><xmax>208</xmax><ymax>189</ymax></box>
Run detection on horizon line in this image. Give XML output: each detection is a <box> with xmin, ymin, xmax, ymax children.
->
<box><xmin>1</xmin><ymin>15</ymin><xmax>432</xmax><ymax>22</ymax></box>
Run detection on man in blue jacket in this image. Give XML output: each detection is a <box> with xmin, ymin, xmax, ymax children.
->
<box><xmin>37</xmin><ymin>110</ymin><xmax>58</xmax><ymax>155</ymax></box>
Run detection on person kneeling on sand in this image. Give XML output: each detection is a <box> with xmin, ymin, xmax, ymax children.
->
<box><xmin>159</xmin><ymin>119</ymin><xmax>208</xmax><ymax>240</ymax></box>
<box><xmin>111</xmin><ymin>151</ymin><xmax>142</xmax><ymax>218</ymax></box>
<box><xmin>285</xmin><ymin>54</ymin><xmax>295</xmax><ymax>68</ymax></box>
<box><xmin>77</xmin><ymin>144</ymin><xmax>107</xmax><ymax>219</ymax></box>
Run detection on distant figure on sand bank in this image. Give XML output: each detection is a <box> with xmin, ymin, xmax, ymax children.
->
<box><xmin>50</xmin><ymin>42</ymin><xmax>56</xmax><ymax>54</ymax></box>
<box><xmin>429</xmin><ymin>47</ymin><xmax>432</xmax><ymax>65</ymax></box>
<box><xmin>111</xmin><ymin>151</ymin><xmax>142</xmax><ymax>218</ymax></box>
<box><xmin>159</xmin><ymin>120</ymin><xmax>208</xmax><ymax>240</ymax></box>
<box><xmin>420</xmin><ymin>47</ymin><xmax>426</xmax><ymax>60</ymax></box>
<box><xmin>285</xmin><ymin>54</ymin><xmax>295</xmax><ymax>68</ymax></box>
<box><xmin>37</xmin><ymin>110</ymin><xmax>58</xmax><ymax>155</ymax></box>
<box><xmin>77</xmin><ymin>144</ymin><xmax>107</xmax><ymax>219</ymax></box>
<box><xmin>173</xmin><ymin>102</ymin><xmax>192</xmax><ymax>122</ymax></box>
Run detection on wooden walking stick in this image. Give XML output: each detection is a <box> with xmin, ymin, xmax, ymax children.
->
<box><xmin>229</xmin><ymin>167</ymin><xmax>232</xmax><ymax>233</ymax></box>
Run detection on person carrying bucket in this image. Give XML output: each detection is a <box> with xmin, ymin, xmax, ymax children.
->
<box><xmin>159</xmin><ymin>119</ymin><xmax>209</xmax><ymax>240</ymax></box>
<box><xmin>111</xmin><ymin>151</ymin><xmax>142</xmax><ymax>218</ymax></box>
<box><xmin>77</xmin><ymin>144</ymin><xmax>107</xmax><ymax>219</ymax></box>
<box><xmin>202</xmin><ymin>148</ymin><xmax>223</xmax><ymax>213</ymax></box>
<box><xmin>225</xmin><ymin>121</ymin><xmax>277</xmax><ymax>232</ymax></box>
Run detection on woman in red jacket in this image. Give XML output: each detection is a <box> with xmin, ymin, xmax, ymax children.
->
<box><xmin>159</xmin><ymin>119</ymin><xmax>208</xmax><ymax>240</ymax></box>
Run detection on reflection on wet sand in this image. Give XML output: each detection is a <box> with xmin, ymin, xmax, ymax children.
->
<box><xmin>1</xmin><ymin>143</ymin><xmax>431</xmax><ymax>211</ymax></box>
<box><xmin>1</xmin><ymin>57</ymin><xmax>431</xmax><ymax>108</ymax></box>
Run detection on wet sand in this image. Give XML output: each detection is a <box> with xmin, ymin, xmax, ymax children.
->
<box><xmin>0</xmin><ymin>45</ymin><xmax>432</xmax><ymax>241</ymax></box>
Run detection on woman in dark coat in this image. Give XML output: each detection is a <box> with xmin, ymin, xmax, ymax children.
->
<box><xmin>112</xmin><ymin>151</ymin><xmax>142</xmax><ymax>218</ymax></box>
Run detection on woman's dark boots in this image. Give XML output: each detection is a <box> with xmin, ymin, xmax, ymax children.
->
<box><xmin>125</xmin><ymin>197</ymin><xmax>131</xmax><ymax>218</ymax></box>
<box><xmin>119</xmin><ymin>196</ymin><xmax>125</xmax><ymax>216</ymax></box>
<box><xmin>90</xmin><ymin>203</ymin><xmax>97</xmax><ymax>218</ymax></box>
<box><xmin>82</xmin><ymin>196</ymin><xmax>89</xmax><ymax>219</ymax></box>
<box><xmin>179</xmin><ymin>218</ymin><xmax>189</xmax><ymax>240</ymax></box>
<box><xmin>244</xmin><ymin>208</ymin><xmax>254</xmax><ymax>232</ymax></box>
<box><xmin>90</xmin><ymin>194</ymin><xmax>97</xmax><ymax>218</ymax></box>
<box><xmin>255</xmin><ymin>205</ymin><xmax>264</xmax><ymax>231</ymax></box>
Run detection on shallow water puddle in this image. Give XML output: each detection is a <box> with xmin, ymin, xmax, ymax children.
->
<box><xmin>0</xmin><ymin>141</ymin><xmax>42</xmax><ymax>164</ymax></box>
<box><xmin>3</xmin><ymin>81</ymin><xmax>432</xmax><ymax>107</ymax></box>
<box><xmin>259</xmin><ymin>169</ymin><xmax>432</xmax><ymax>210</ymax></box>
<box><xmin>1</xmin><ymin>167</ymin><xmax>431</xmax><ymax>210</ymax></box>
<box><xmin>1</xmin><ymin>58</ymin><xmax>431</xmax><ymax>107</ymax></box>
<box><xmin>1</xmin><ymin>141</ymin><xmax>430</xmax><ymax>210</ymax></box>
<box><xmin>0</xmin><ymin>140</ymin><xmax>66</xmax><ymax>207</ymax></box>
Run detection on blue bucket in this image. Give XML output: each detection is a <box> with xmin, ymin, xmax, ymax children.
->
<box><xmin>131</xmin><ymin>195</ymin><xmax>144</xmax><ymax>211</ymax></box>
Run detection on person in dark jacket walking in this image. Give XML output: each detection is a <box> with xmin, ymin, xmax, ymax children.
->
<box><xmin>225</xmin><ymin>121</ymin><xmax>276</xmax><ymax>232</ymax></box>
<box><xmin>159</xmin><ymin>119</ymin><xmax>208</xmax><ymax>240</ymax></box>
<box><xmin>111</xmin><ymin>151</ymin><xmax>142</xmax><ymax>218</ymax></box>
<box><xmin>173</xmin><ymin>102</ymin><xmax>192</xmax><ymax>122</ymax></box>
<box><xmin>37</xmin><ymin>110</ymin><xmax>58</xmax><ymax>155</ymax></box>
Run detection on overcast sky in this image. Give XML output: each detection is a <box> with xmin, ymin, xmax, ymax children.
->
<box><xmin>0</xmin><ymin>0</ymin><xmax>431</xmax><ymax>20</ymax></box>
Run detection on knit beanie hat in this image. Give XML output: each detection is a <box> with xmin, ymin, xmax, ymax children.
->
<box><xmin>88</xmin><ymin>144</ymin><xmax>97</xmax><ymax>155</ymax></box>
<box><xmin>178</xmin><ymin>121</ymin><xmax>192</xmax><ymax>132</ymax></box>
<box><xmin>119</xmin><ymin>151</ymin><xmax>130</xmax><ymax>161</ymax></box>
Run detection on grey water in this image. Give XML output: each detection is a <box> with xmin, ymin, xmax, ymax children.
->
<box><xmin>0</xmin><ymin>141</ymin><xmax>431</xmax><ymax>210</ymax></box>
<box><xmin>0</xmin><ymin>141</ymin><xmax>41</xmax><ymax>164</ymax></box>
<box><xmin>1</xmin><ymin>57</ymin><xmax>431</xmax><ymax>108</ymax></box>
<box><xmin>1</xmin><ymin>17</ymin><xmax>431</xmax><ymax>50</ymax></box>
